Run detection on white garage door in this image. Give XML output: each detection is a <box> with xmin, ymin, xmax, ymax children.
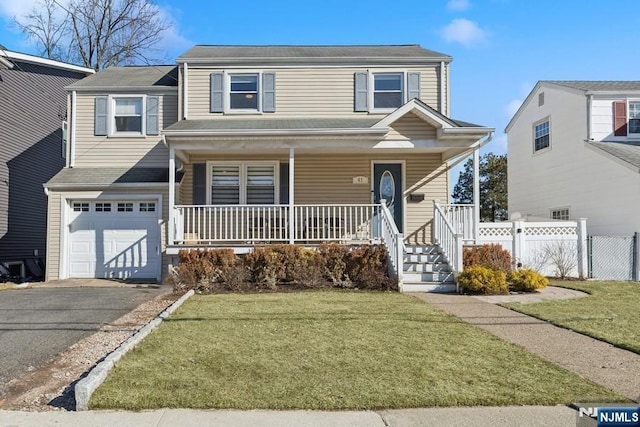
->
<box><xmin>68</xmin><ymin>200</ymin><xmax>160</xmax><ymax>280</ymax></box>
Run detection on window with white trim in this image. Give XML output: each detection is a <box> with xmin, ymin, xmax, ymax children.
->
<box><xmin>117</xmin><ymin>202</ymin><xmax>134</xmax><ymax>212</ymax></box>
<box><xmin>139</xmin><ymin>202</ymin><xmax>156</xmax><ymax>212</ymax></box>
<box><xmin>551</xmin><ymin>208</ymin><xmax>569</xmax><ymax>220</ymax></box>
<box><xmin>373</xmin><ymin>73</ymin><xmax>404</xmax><ymax>109</ymax></box>
<box><xmin>629</xmin><ymin>102</ymin><xmax>640</xmax><ymax>135</ymax></box>
<box><xmin>533</xmin><ymin>120</ymin><xmax>550</xmax><ymax>152</ymax></box>
<box><xmin>229</xmin><ymin>74</ymin><xmax>259</xmax><ymax>111</ymax></box>
<box><xmin>113</xmin><ymin>97</ymin><xmax>143</xmax><ymax>134</ymax></box>
<box><xmin>95</xmin><ymin>202</ymin><xmax>111</xmax><ymax>212</ymax></box>
<box><xmin>209</xmin><ymin>163</ymin><xmax>277</xmax><ymax>205</ymax></box>
<box><xmin>73</xmin><ymin>202</ymin><xmax>89</xmax><ymax>212</ymax></box>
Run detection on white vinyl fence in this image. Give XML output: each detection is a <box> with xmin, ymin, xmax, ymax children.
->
<box><xmin>477</xmin><ymin>219</ymin><xmax>588</xmax><ymax>278</ymax></box>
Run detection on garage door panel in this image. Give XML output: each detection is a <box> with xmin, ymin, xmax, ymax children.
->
<box><xmin>68</xmin><ymin>200</ymin><xmax>160</xmax><ymax>280</ymax></box>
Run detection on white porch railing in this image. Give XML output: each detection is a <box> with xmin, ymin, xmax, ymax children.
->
<box><xmin>433</xmin><ymin>200</ymin><xmax>463</xmax><ymax>289</ymax></box>
<box><xmin>442</xmin><ymin>203</ymin><xmax>475</xmax><ymax>242</ymax></box>
<box><xmin>380</xmin><ymin>200</ymin><xmax>404</xmax><ymax>286</ymax></box>
<box><xmin>173</xmin><ymin>204</ymin><xmax>384</xmax><ymax>245</ymax></box>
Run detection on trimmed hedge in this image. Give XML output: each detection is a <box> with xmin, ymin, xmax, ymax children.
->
<box><xmin>463</xmin><ymin>244</ymin><xmax>512</xmax><ymax>273</ymax></box>
<box><xmin>171</xmin><ymin>244</ymin><xmax>396</xmax><ymax>293</ymax></box>
<box><xmin>509</xmin><ymin>269</ymin><xmax>549</xmax><ymax>292</ymax></box>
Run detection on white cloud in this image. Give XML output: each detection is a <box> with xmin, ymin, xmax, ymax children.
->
<box><xmin>440</xmin><ymin>18</ymin><xmax>487</xmax><ymax>47</ymax></box>
<box><xmin>0</xmin><ymin>0</ymin><xmax>69</xmax><ymax>20</ymax></box>
<box><xmin>447</xmin><ymin>0</ymin><xmax>471</xmax><ymax>11</ymax></box>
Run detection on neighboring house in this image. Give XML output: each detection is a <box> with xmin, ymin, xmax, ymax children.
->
<box><xmin>0</xmin><ymin>47</ymin><xmax>93</xmax><ymax>279</ymax></box>
<box><xmin>44</xmin><ymin>45</ymin><xmax>492</xmax><ymax>290</ymax></box>
<box><xmin>506</xmin><ymin>80</ymin><xmax>640</xmax><ymax>235</ymax></box>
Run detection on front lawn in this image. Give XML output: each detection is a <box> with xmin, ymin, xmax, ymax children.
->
<box><xmin>504</xmin><ymin>280</ymin><xmax>640</xmax><ymax>354</ymax></box>
<box><xmin>90</xmin><ymin>291</ymin><xmax>623</xmax><ymax>410</ymax></box>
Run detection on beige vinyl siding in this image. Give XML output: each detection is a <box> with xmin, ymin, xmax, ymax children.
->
<box><xmin>73</xmin><ymin>92</ymin><xmax>177</xmax><ymax>167</ymax></box>
<box><xmin>385</xmin><ymin>113</ymin><xmax>437</xmax><ymax>140</ymax></box>
<box><xmin>45</xmin><ymin>192</ymin><xmax>62</xmax><ymax>281</ymax></box>
<box><xmin>185</xmin><ymin>66</ymin><xmax>440</xmax><ymax>119</ymax></box>
<box><xmin>180</xmin><ymin>152</ymin><xmax>447</xmax><ymax>244</ymax></box>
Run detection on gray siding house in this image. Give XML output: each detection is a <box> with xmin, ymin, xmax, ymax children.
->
<box><xmin>0</xmin><ymin>47</ymin><xmax>93</xmax><ymax>278</ymax></box>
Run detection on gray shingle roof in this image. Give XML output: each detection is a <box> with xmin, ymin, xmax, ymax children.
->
<box><xmin>590</xmin><ymin>141</ymin><xmax>640</xmax><ymax>170</ymax></box>
<box><xmin>164</xmin><ymin>118</ymin><xmax>383</xmax><ymax>132</ymax></box>
<box><xmin>178</xmin><ymin>45</ymin><xmax>451</xmax><ymax>63</ymax></box>
<box><xmin>543</xmin><ymin>81</ymin><xmax>640</xmax><ymax>92</ymax></box>
<box><xmin>46</xmin><ymin>167</ymin><xmax>182</xmax><ymax>186</ymax></box>
<box><xmin>68</xmin><ymin>66</ymin><xmax>178</xmax><ymax>89</ymax></box>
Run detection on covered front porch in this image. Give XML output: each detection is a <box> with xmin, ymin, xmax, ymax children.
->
<box><xmin>162</xmin><ymin>100</ymin><xmax>493</xmax><ymax>286</ymax></box>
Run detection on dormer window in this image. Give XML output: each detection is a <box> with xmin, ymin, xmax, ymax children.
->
<box><xmin>113</xmin><ymin>97</ymin><xmax>143</xmax><ymax>133</ymax></box>
<box><xmin>373</xmin><ymin>73</ymin><xmax>404</xmax><ymax>109</ymax></box>
<box><xmin>230</xmin><ymin>74</ymin><xmax>259</xmax><ymax>110</ymax></box>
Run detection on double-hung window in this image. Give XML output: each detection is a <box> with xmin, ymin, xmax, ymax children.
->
<box><xmin>210</xmin><ymin>163</ymin><xmax>276</xmax><ymax>205</ymax></box>
<box><xmin>629</xmin><ymin>102</ymin><xmax>640</xmax><ymax>135</ymax></box>
<box><xmin>113</xmin><ymin>97</ymin><xmax>143</xmax><ymax>134</ymax></box>
<box><xmin>533</xmin><ymin>120</ymin><xmax>550</xmax><ymax>152</ymax></box>
<box><xmin>551</xmin><ymin>208</ymin><xmax>569</xmax><ymax>220</ymax></box>
<box><xmin>373</xmin><ymin>73</ymin><xmax>404</xmax><ymax>109</ymax></box>
<box><xmin>229</xmin><ymin>74</ymin><xmax>259</xmax><ymax>111</ymax></box>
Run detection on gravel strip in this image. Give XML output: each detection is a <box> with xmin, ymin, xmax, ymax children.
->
<box><xmin>0</xmin><ymin>291</ymin><xmax>181</xmax><ymax>411</ymax></box>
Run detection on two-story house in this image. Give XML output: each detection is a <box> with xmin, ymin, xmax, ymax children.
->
<box><xmin>506</xmin><ymin>81</ymin><xmax>640</xmax><ymax>235</ymax></box>
<box><xmin>0</xmin><ymin>47</ymin><xmax>93</xmax><ymax>280</ymax></box>
<box><xmin>44</xmin><ymin>45</ymin><xmax>492</xmax><ymax>291</ymax></box>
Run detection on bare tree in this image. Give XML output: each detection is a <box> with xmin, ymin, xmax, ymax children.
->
<box><xmin>14</xmin><ymin>0</ymin><xmax>170</xmax><ymax>70</ymax></box>
<box><xmin>14</xmin><ymin>0</ymin><xmax>68</xmax><ymax>61</ymax></box>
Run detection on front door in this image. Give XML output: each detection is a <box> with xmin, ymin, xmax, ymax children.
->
<box><xmin>373</xmin><ymin>163</ymin><xmax>403</xmax><ymax>233</ymax></box>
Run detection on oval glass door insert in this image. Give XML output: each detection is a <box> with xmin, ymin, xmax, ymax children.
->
<box><xmin>379</xmin><ymin>170</ymin><xmax>395</xmax><ymax>207</ymax></box>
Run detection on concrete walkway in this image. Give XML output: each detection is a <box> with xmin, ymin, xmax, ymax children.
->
<box><xmin>0</xmin><ymin>406</ymin><xmax>582</xmax><ymax>427</ymax></box>
<box><xmin>412</xmin><ymin>291</ymin><xmax>640</xmax><ymax>401</ymax></box>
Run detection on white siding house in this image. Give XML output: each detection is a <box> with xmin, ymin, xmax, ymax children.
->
<box><xmin>506</xmin><ymin>81</ymin><xmax>640</xmax><ymax>235</ymax></box>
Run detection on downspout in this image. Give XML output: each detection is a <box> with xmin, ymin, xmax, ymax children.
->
<box><xmin>183</xmin><ymin>62</ymin><xmax>188</xmax><ymax>119</ymax></box>
<box><xmin>587</xmin><ymin>94</ymin><xmax>593</xmax><ymax>141</ymax></box>
<box><xmin>439</xmin><ymin>61</ymin><xmax>446</xmax><ymax>113</ymax></box>
<box><xmin>70</xmin><ymin>90</ymin><xmax>77</xmax><ymax>168</ymax></box>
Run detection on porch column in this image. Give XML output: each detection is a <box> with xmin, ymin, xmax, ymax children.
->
<box><xmin>168</xmin><ymin>147</ymin><xmax>175</xmax><ymax>246</ymax></box>
<box><xmin>289</xmin><ymin>147</ymin><xmax>295</xmax><ymax>244</ymax></box>
<box><xmin>473</xmin><ymin>147</ymin><xmax>480</xmax><ymax>243</ymax></box>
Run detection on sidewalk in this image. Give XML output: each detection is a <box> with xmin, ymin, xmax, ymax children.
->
<box><xmin>0</xmin><ymin>406</ymin><xmax>582</xmax><ymax>427</ymax></box>
<box><xmin>412</xmin><ymin>291</ymin><xmax>640</xmax><ymax>401</ymax></box>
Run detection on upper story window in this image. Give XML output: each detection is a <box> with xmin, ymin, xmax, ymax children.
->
<box><xmin>533</xmin><ymin>120</ymin><xmax>550</xmax><ymax>152</ymax></box>
<box><xmin>629</xmin><ymin>102</ymin><xmax>640</xmax><ymax>134</ymax></box>
<box><xmin>113</xmin><ymin>97</ymin><xmax>143</xmax><ymax>134</ymax></box>
<box><xmin>355</xmin><ymin>70</ymin><xmax>420</xmax><ymax>113</ymax></box>
<box><xmin>94</xmin><ymin>95</ymin><xmax>159</xmax><ymax>137</ymax></box>
<box><xmin>210</xmin><ymin>72</ymin><xmax>276</xmax><ymax>114</ymax></box>
<box><xmin>551</xmin><ymin>208</ymin><xmax>569</xmax><ymax>220</ymax></box>
<box><xmin>209</xmin><ymin>162</ymin><xmax>277</xmax><ymax>205</ymax></box>
<box><xmin>229</xmin><ymin>74</ymin><xmax>259</xmax><ymax>110</ymax></box>
<box><xmin>373</xmin><ymin>73</ymin><xmax>404</xmax><ymax>109</ymax></box>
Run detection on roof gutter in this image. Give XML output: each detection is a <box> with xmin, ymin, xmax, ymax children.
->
<box><xmin>162</xmin><ymin>127</ymin><xmax>389</xmax><ymax>137</ymax></box>
<box><xmin>446</xmin><ymin>131</ymin><xmax>494</xmax><ymax>169</ymax></box>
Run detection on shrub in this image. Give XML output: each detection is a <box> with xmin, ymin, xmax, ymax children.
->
<box><xmin>347</xmin><ymin>245</ymin><xmax>393</xmax><ymax>290</ymax></box>
<box><xmin>244</xmin><ymin>247</ymin><xmax>285</xmax><ymax>290</ymax></box>
<box><xmin>289</xmin><ymin>248</ymin><xmax>326</xmax><ymax>288</ymax></box>
<box><xmin>458</xmin><ymin>265</ymin><xmax>508</xmax><ymax>295</ymax></box>
<box><xmin>463</xmin><ymin>244</ymin><xmax>512</xmax><ymax>273</ymax></box>
<box><xmin>509</xmin><ymin>269</ymin><xmax>549</xmax><ymax>292</ymax></box>
<box><xmin>318</xmin><ymin>243</ymin><xmax>352</xmax><ymax>287</ymax></box>
<box><xmin>171</xmin><ymin>249</ymin><xmax>240</xmax><ymax>292</ymax></box>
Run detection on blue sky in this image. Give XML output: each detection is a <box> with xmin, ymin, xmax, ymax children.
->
<box><xmin>1</xmin><ymin>0</ymin><xmax>639</xmax><ymax>168</ymax></box>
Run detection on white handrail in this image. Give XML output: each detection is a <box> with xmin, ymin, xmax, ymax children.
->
<box><xmin>433</xmin><ymin>201</ymin><xmax>463</xmax><ymax>289</ymax></box>
<box><xmin>379</xmin><ymin>200</ymin><xmax>403</xmax><ymax>288</ymax></box>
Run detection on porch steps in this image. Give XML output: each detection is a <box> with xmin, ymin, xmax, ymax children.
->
<box><xmin>402</xmin><ymin>245</ymin><xmax>456</xmax><ymax>293</ymax></box>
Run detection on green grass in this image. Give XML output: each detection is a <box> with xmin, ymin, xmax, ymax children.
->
<box><xmin>504</xmin><ymin>280</ymin><xmax>640</xmax><ymax>354</ymax></box>
<box><xmin>90</xmin><ymin>290</ymin><xmax>624</xmax><ymax>410</ymax></box>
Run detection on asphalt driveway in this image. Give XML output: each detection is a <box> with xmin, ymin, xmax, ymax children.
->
<box><xmin>0</xmin><ymin>285</ymin><xmax>166</xmax><ymax>396</ymax></box>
